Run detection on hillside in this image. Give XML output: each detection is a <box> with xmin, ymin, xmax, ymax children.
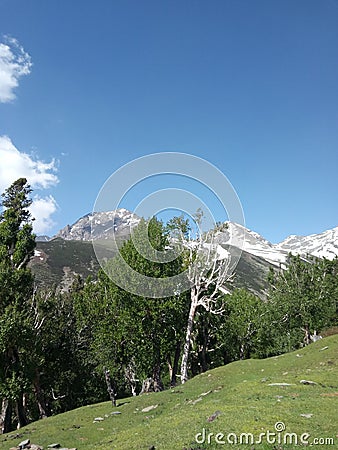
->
<box><xmin>31</xmin><ymin>210</ymin><xmax>337</xmax><ymax>296</ymax></box>
<box><xmin>30</xmin><ymin>239</ymin><xmax>275</xmax><ymax>297</ymax></box>
<box><xmin>1</xmin><ymin>335</ymin><xmax>337</xmax><ymax>450</ymax></box>
<box><xmin>51</xmin><ymin>210</ymin><xmax>338</xmax><ymax>264</ymax></box>
<box><xmin>233</xmin><ymin>247</ymin><xmax>276</xmax><ymax>297</ymax></box>
<box><xmin>29</xmin><ymin>238</ymin><xmax>116</xmax><ymax>290</ymax></box>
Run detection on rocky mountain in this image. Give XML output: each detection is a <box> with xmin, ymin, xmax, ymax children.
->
<box><xmin>55</xmin><ymin>209</ymin><xmax>338</xmax><ymax>263</ymax></box>
<box><xmin>217</xmin><ymin>222</ymin><xmax>288</xmax><ymax>267</ymax></box>
<box><xmin>277</xmin><ymin>226</ymin><xmax>338</xmax><ymax>260</ymax></box>
<box><xmin>219</xmin><ymin>222</ymin><xmax>338</xmax><ymax>267</ymax></box>
<box><xmin>36</xmin><ymin>235</ymin><xmax>50</xmax><ymax>242</ymax></box>
<box><xmin>30</xmin><ymin>209</ymin><xmax>337</xmax><ymax>297</ymax></box>
<box><xmin>56</xmin><ymin>208</ymin><xmax>140</xmax><ymax>241</ymax></box>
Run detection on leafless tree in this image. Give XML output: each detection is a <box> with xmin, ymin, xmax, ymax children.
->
<box><xmin>179</xmin><ymin>216</ymin><xmax>234</xmax><ymax>384</ymax></box>
<box><xmin>125</xmin><ymin>360</ymin><xmax>138</xmax><ymax>396</ymax></box>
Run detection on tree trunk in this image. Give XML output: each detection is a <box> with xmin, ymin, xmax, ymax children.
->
<box><xmin>16</xmin><ymin>394</ymin><xmax>28</xmax><ymax>429</ymax></box>
<box><xmin>104</xmin><ymin>367</ymin><xmax>117</xmax><ymax>407</ymax></box>
<box><xmin>199</xmin><ymin>322</ymin><xmax>209</xmax><ymax>372</ymax></box>
<box><xmin>167</xmin><ymin>356</ymin><xmax>173</xmax><ymax>386</ymax></box>
<box><xmin>167</xmin><ymin>341</ymin><xmax>181</xmax><ymax>387</ymax></box>
<box><xmin>125</xmin><ymin>363</ymin><xmax>138</xmax><ymax>396</ymax></box>
<box><xmin>172</xmin><ymin>341</ymin><xmax>181</xmax><ymax>386</ymax></box>
<box><xmin>181</xmin><ymin>293</ymin><xmax>198</xmax><ymax>384</ymax></box>
<box><xmin>140</xmin><ymin>360</ymin><xmax>164</xmax><ymax>395</ymax></box>
<box><xmin>0</xmin><ymin>398</ymin><xmax>12</xmax><ymax>434</ymax></box>
<box><xmin>152</xmin><ymin>363</ymin><xmax>164</xmax><ymax>392</ymax></box>
<box><xmin>239</xmin><ymin>342</ymin><xmax>245</xmax><ymax>360</ymax></box>
<box><xmin>303</xmin><ymin>324</ymin><xmax>311</xmax><ymax>346</ymax></box>
<box><xmin>130</xmin><ymin>383</ymin><xmax>137</xmax><ymax>396</ymax></box>
<box><xmin>33</xmin><ymin>369</ymin><xmax>49</xmax><ymax>419</ymax></box>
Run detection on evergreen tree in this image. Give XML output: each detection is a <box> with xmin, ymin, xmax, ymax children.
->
<box><xmin>0</xmin><ymin>178</ymin><xmax>36</xmax><ymax>433</ymax></box>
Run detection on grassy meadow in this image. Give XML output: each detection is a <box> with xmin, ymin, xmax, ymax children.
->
<box><xmin>1</xmin><ymin>335</ymin><xmax>337</xmax><ymax>450</ymax></box>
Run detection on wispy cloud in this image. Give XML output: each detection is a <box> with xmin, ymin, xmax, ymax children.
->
<box><xmin>0</xmin><ymin>135</ymin><xmax>59</xmax><ymax>234</ymax></box>
<box><xmin>0</xmin><ymin>35</ymin><xmax>32</xmax><ymax>103</ymax></box>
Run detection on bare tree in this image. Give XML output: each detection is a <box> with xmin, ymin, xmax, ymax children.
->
<box><xmin>179</xmin><ymin>216</ymin><xmax>234</xmax><ymax>384</ymax></box>
<box><xmin>125</xmin><ymin>360</ymin><xmax>138</xmax><ymax>396</ymax></box>
<box><xmin>103</xmin><ymin>367</ymin><xmax>117</xmax><ymax>407</ymax></box>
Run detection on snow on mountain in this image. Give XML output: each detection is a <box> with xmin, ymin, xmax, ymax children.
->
<box><xmin>219</xmin><ymin>222</ymin><xmax>288</xmax><ymax>266</ymax></box>
<box><xmin>220</xmin><ymin>223</ymin><xmax>338</xmax><ymax>265</ymax></box>
<box><xmin>55</xmin><ymin>208</ymin><xmax>141</xmax><ymax>241</ymax></box>
<box><xmin>276</xmin><ymin>226</ymin><xmax>338</xmax><ymax>260</ymax></box>
<box><xmin>36</xmin><ymin>235</ymin><xmax>50</xmax><ymax>242</ymax></box>
<box><xmin>55</xmin><ymin>209</ymin><xmax>338</xmax><ymax>265</ymax></box>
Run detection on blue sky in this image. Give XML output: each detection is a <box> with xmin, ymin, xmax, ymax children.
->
<box><xmin>0</xmin><ymin>0</ymin><xmax>337</xmax><ymax>242</ymax></box>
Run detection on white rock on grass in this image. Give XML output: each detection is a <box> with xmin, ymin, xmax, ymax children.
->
<box><xmin>300</xmin><ymin>380</ymin><xmax>317</xmax><ymax>386</ymax></box>
<box><xmin>200</xmin><ymin>390</ymin><xmax>212</xmax><ymax>396</ymax></box>
<box><xmin>141</xmin><ymin>404</ymin><xmax>158</xmax><ymax>413</ymax></box>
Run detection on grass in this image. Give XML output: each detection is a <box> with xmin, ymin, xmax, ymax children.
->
<box><xmin>1</xmin><ymin>335</ymin><xmax>337</xmax><ymax>450</ymax></box>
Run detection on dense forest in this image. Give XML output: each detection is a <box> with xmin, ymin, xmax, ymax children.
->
<box><xmin>0</xmin><ymin>179</ymin><xmax>337</xmax><ymax>434</ymax></box>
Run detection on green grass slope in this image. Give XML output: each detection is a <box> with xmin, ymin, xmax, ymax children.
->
<box><xmin>1</xmin><ymin>336</ymin><xmax>337</xmax><ymax>450</ymax></box>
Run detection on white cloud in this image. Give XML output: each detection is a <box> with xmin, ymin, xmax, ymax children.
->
<box><xmin>0</xmin><ymin>36</ymin><xmax>32</xmax><ymax>103</ymax></box>
<box><xmin>30</xmin><ymin>195</ymin><xmax>58</xmax><ymax>234</ymax></box>
<box><xmin>0</xmin><ymin>135</ymin><xmax>58</xmax><ymax>190</ymax></box>
<box><xmin>0</xmin><ymin>135</ymin><xmax>59</xmax><ymax>234</ymax></box>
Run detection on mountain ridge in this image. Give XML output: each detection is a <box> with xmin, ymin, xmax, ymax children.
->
<box><xmin>41</xmin><ymin>209</ymin><xmax>338</xmax><ymax>265</ymax></box>
<box><xmin>31</xmin><ymin>209</ymin><xmax>337</xmax><ymax>297</ymax></box>
<box><xmin>55</xmin><ymin>208</ymin><xmax>141</xmax><ymax>241</ymax></box>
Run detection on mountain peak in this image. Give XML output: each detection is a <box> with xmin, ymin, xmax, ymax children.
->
<box><xmin>277</xmin><ymin>225</ymin><xmax>338</xmax><ymax>260</ymax></box>
<box><xmin>55</xmin><ymin>208</ymin><xmax>141</xmax><ymax>241</ymax></box>
<box><xmin>219</xmin><ymin>222</ymin><xmax>338</xmax><ymax>265</ymax></box>
<box><xmin>54</xmin><ymin>211</ymin><xmax>338</xmax><ymax>263</ymax></box>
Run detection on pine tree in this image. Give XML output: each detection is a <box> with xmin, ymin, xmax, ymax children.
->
<box><xmin>0</xmin><ymin>178</ymin><xmax>36</xmax><ymax>433</ymax></box>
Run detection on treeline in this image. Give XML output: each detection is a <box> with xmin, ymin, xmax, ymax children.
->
<box><xmin>0</xmin><ymin>179</ymin><xmax>337</xmax><ymax>433</ymax></box>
